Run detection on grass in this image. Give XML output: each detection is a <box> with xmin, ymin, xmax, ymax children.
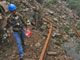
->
<box><xmin>67</xmin><ymin>0</ymin><xmax>80</xmax><ymax>16</ymax></box>
<box><xmin>64</xmin><ymin>24</ymin><xmax>70</xmax><ymax>33</ymax></box>
<box><xmin>76</xmin><ymin>24</ymin><xmax>80</xmax><ymax>30</ymax></box>
<box><xmin>43</xmin><ymin>0</ymin><xmax>58</xmax><ymax>8</ymax></box>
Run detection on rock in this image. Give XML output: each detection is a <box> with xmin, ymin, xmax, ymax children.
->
<box><xmin>22</xmin><ymin>8</ymin><xmax>29</xmax><ymax>12</ymax></box>
<box><xmin>41</xmin><ymin>25</ymin><xmax>47</xmax><ymax>29</ymax></box>
<box><xmin>0</xmin><ymin>15</ymin><xmax>2</xmax><ymax>19</ymax></box>
<box><xmin>43</xmin><ymin>36</ymin><xmax>46</xmax><ymax>40</ymax></box>
<box><xmin>56</xmin><ymin>56</ymin><xmax>64</xmax><ymax>60</ymax></box>
<box><xmin>43</xmin><ymin>34</ymin><xmax>48</xmax><ymax>37</ymax></box>
<box><xmin>21</xmin><ymin>0</ymin><xmax>27</xmax><ymax>3</ymax></box>
<box><xmin>63</xmin><ymin>34</ymin><xmax>69</xmax><ymax>40</ymax></box>
<box><xmin>58</xmin><ymin>0</ymin><xmax>62</xmax><ymax>3</ymax></box>
<box><xmin>62</xmin><ymin>15</ymin><xmax>66</xmax><ymax>18</ymax></box>
<box><xmin>5</xmin><ymin>54</ymin><xmax>8</xmax><ymax>56</ymax></box>
<box><xmin>47</xmin><ymin>24</ymin><xmax>50</xmax><ymax>29</ymax></box>
<box><xmin>36</xmin><ymin>0</ymin><xmax>44</xmax><ymax>5</ymax></box>
<box><xmin>53</xmin><ymin>18</ymin><xmax>58</xmax><ymax>22</ymax></box>
<box><xmin>0</xmin><ymin>1</ymin><xmax>9</xmax><ymax>12</ymax></box>
<box><xmin>30</xmin><ymin>44</ymin><xmax>33</xmax><ymax>47</ymax></box>
<box><xmin>47</xmin><ymin>51</ymin><xmax>57</xmax><ymax>55</ymax></box>
<box><xmin>47</xmin><ymin>9</ymin><xmax>54</xmax><ymax>15</ymax></box>
<box><xmin>54</xmin><ymin>41</ymin><xmax>62</xmax><ymax>46</ymax></box>
<box><xmin>51</xmin><ymin>33</ymin><xmax>56</xmax><ymax>38</ymax></box>
<box><xmin>53</xmin><ymin>39</ymin><xmax>57</xmax><ymax>43</ymax></box>
<box><xmin>35</xmin><ymin>42</ymin><xmax>41</xmax><ymax>47</ymax></box>
<box><xmin>43</xmin><ymin>22</ymin><xmax>47</xmax><ymax>25</ymax></box>
<box><xmin>53</xmin><ymin>32</ymin><xmax>61</xmax><ymax>37</ymax></box>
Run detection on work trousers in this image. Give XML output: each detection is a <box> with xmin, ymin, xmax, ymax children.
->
<box><xmin>13</xmin><ymin>29</ymin><xmax>25</xmax><ymax>57</ymax></box>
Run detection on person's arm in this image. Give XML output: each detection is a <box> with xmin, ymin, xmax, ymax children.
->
<box><xmin>19</xmin><ymin>14</ymin><xmax>28</xmax><ymax>28</ymax></box>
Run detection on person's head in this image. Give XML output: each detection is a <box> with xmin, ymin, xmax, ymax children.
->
<box><xmin>8</xmin><ymin>4</ymin><xmax>17</xmax><ymax>14</ymax></box>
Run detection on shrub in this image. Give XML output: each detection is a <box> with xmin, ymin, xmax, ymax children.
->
<box><xmin>43</xmin><ymin>0</ymin><xmax>57</xmax><ymax>8</ymax></box>
<box><xmin>67</xmin><ymin>0</ymin><xmax>80</xmax><ymax>15</ymax></box>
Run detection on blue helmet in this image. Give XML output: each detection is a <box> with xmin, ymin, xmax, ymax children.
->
<box><xmin>8</xmin><ymin>4</ymin><xmax>17</xmax><ymax>11</ymax></box>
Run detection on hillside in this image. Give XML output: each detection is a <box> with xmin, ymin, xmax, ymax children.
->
<box><xmin>0</xmin><ymin>0</ymin><xmax>80</xmax><ymax>60</ymax></box>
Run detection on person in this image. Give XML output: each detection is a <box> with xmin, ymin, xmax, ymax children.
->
<box><xmin>4</xmin><ymin>4</ymin><xmax>27</xmax><ymax>60</ymax></box>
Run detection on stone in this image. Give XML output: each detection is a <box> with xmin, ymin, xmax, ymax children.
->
<box><xmin>58</xmin><ymin>0</ymin><xmax>62</xmax><ymax>3</ymax></box>
<box><xmin>47</xmin><ymin>9</ymin><xmax>54</xmax><ymax>15</ymax></box>
<box><xmin>0</xmin><ymin>15</ymin><xmax>2</xmax><ymax>19</ymax></box>
<box><xmin>43</xmin><ymin>22</ymin><xmax>47</xmax><ymax>25</ymax></box>
<box><xmin>52</xmin><ymin>33</ymin><xmax>56</xmax><ymax>38</ymax></box>
<box><xmin>36</xmin><ymin>0</ymin><xmax>44</xmax><ymax>5</ymax></box>
<box><xmin>35</xmin><ymin>42</ymin><xmax>41</xmax><ymax>47</ymax></box>
<box><xmin>53</xmin><ymin>18</ymin><xmax>58</xmax><ymax>22</ymax></box>
<box><xmin>0</xmin><ymin>1</ymin><xmax>9</xmax><ymax>12</ymax></box>
<box><xmin>43</xmin><ymin>36</ymin><xmax>46</xmax><ymax>40</ymax></box>
<box><xmin>47</xmin><ymin>51</ymin><xmax>57</xmax><ymax>55</ymax></box>
<box><xmin>30</xmin><ymin>44</ymin><xmax>33</xmax><ymax>47</ymax></box>
<box><xmin>22</xmin><ymin>8</ymin><xmax>29</xmax><ymax>12</ymax></box>
<box><xmin>62</xmin><ymin>15</ymin><xmax>66</xmax><ymax>18</ymax></box>
<box><xmin>47</xmin><ymin>24</ymin><xmax>50</xmax><ymax>29</ymax></box>
<box><xmin>21</xmin><ymin>0</ymin><xmax>27</xmax><ymax>3</ymax></box>
<box><xmin>41</xmin><ymin>25</ymin><xmax>47</xmax><ymax>29</ymax></box>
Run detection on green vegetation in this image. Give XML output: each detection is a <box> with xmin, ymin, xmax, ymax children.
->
<box><xmin>40</xmin><ymin>0</ymin><xmax>58</xmax><ymax>19</ymax></box>
<box><xmin>67</xmin><ymin>0</ymin><xmax>80</xmax><ymax>16</ymax></box>
<box><xmin>43</xmin><ymin>0</ymin><xmax>57</xmax><ymax>8</ymax></box>
<box><xmin>76</xmin><ymin>24</ymin><xmax>80</xmax><ymax>30</ymax></box>
<box><xmin>56</xmin><ymin>34</ymin><xmax>63</xmax><ymax>39</ymax></box>
<box><xmin>64</xmin><ymin>24</ymin><xmax>70</xmax><ymax>33</ymax></box>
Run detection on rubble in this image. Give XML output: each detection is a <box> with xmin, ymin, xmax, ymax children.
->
<box><xmin>0</xmin><ymin>1</ymin><xmax>9</xmax><ymax>12</ymax></box>
<box><xmin>0</xmin><ymin>0</ymin><xmax>80</xmax><ymax>60</ymax></box>
<box><xmin>35</xmin><ymin>42</ymin><xmax>41</xmax><ymax>48</ymax></box>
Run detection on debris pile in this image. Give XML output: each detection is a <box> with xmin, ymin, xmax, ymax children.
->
<box><xmin>0</xmin><ymin>0</ymin><xmax>80</xmax><ymax>60</ymax></box>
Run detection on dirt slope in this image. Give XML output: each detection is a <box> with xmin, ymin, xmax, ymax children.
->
<box><xmin>0</xmin><ymin>0</ymin><xmax>80</xmax><ymax>60</ymax></box>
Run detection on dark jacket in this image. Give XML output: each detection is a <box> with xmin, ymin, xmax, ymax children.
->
<box><xmin>6</xmin><ymin>12</ymin><xmax>27</xmax><ymax>32</ymax></box>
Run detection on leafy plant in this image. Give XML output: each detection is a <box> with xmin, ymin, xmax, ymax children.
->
<box><xmin>76</xmin><ymin>24</ymin><xmax>80</xmax><ymax>30</ymax></box>
<box><xmin>67</xmin><ymin>0</ymin><xmax>80</xmax><ymax>16</ymax></box>
<box><xmin>43</xmin><ymin>0</ymin><xmax>57</xmax><ymax>8</ymax></box>
<box><xmin>64</xmin><ymin>26</ymin><xmax>70</xmax><ymax>33</ymax></box>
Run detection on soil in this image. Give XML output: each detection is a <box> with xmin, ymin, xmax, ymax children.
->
<box><xmin>0</xmin><ymin>24</ymin><xmax>49</xmax><ymax>60</ymax></box>
<box><xmin>0</xmin><ymin>0</ymin><xmax>80</xmax><ymax>60</ymax></box>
